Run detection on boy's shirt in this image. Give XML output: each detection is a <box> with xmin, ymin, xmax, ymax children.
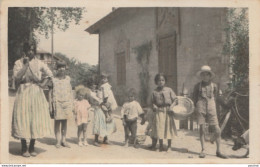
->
<box><xmin>193</xmin><ymin>81</ymin><xmax>218</xmax><ymax>104</ymax></box>
<box><xmin>121</xmin><ymin>100</ymin><xmax>143</xmax><ymax>120</ymax></box>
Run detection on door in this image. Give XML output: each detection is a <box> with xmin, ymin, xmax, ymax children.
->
<box><xmin>158</xmin><ymin>33</ymin><xmax>177</xmax><ymax>93</ymax></box>
<box><xmin>116</xmin><ymin>52</ymin><xmax>126</xmax><ymax>86</ymax></box>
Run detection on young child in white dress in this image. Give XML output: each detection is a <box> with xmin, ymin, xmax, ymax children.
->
<box><xmin>98</xmin><ymin>73</ymin><xmax>118</xmax><ymax>112</ymax></box>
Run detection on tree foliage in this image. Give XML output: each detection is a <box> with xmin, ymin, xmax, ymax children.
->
<box><xmin>8</xmin><ymin>7</ymin><xmax>85</xmax><ymax>70</ymax></box>
<box><xmin>223</xmin><ymin>8</ymin><xmax>249</xmax><ymax>90</ymax></box>
<box><xmin>54</xmin><ymin>52</ymin><xmax>98</xmax><ymax>88</ymax></box>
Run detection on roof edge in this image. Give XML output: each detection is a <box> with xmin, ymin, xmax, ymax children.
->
<box><xmin>85</xmin><ymin>8</ymin><xmax>123</xmax><ymax>34</ymax></box>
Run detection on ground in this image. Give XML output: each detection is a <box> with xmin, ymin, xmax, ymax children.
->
<box><xmin>8</xmin><ymin>93</ymin><xmax>248</xmax><ymax>163</ymax></box>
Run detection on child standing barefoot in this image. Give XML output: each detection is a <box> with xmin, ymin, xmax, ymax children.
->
<box><xmin>74</xmin><ymin>86</ymin><xmax>91</xmax><ymax>146</ymax></box>
<box><xmin>50</xmin><ymin>61</ymin><xmax>73</xmax><ymax>148</ymax></box>
<box><xmin>121</xmin><ymin>89</ymin><xmax>145</xmax><ymax>148</ymax></box>
<box><xmin>151</xmin><ymin>73</ymin><xmax>178</xmax><ymax>152</ymax></box>
<box><xmin>193</xmin><ymin>65</ymin><xmax>227</xmax><ymax>158</ymax></box>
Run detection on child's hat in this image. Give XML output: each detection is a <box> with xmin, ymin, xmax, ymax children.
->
<box><xmin>196</xmin><ymin>65</ymin><xmax>215</xmax><ymax>79</ymax></box>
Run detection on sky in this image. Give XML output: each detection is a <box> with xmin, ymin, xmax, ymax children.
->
<box><xmin>37</xmin><ymin>7</ymin><xmax>112</xmax><ymax>65</ymax></box>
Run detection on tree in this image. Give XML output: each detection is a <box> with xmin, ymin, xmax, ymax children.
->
<box><xmin>8</xmin><ymin>7</ymin><xmax>85</xmax><ymax>69</ymax></box>
<box><xmin>223</xmin><ymin>8</ymin><xmax>249</xmax><ymax>90</ymax></box>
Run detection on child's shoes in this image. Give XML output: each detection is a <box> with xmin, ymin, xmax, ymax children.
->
<box><xmin>166</xmin><ymin>147</ymin><xmax>172</xmax><ymax>153</ymax></box>
<box><xmin>61</xmin><ymin>142</ymin><xmax>71</xmax><ymax>148</ymax></box>
<box><xmin>78</xmin><ymin>141</ymin><xmax>83</xmax><ymax>147</ymax></box>
<box><xmin>22</xmin><ymin>151</ymin><xmax>30</xmax><ymax>158</ymax></box>
<box><xmin>55</xmin><ymin>144</ymin><xmax>61</xmax><ymax>148</ymax></box>
<box><xmin>216</xmin><ymin>151</ymin><xmax>228</xmax><ymax>159</ymax></box>
<box><xmin>124</xmin><ymin>141</ymin><xmax>129</xmax><ymax>147</ymax></box>
<box><xmin>83</xmin><ymin>141</ymin><xmax>89</xmax><ymax>146</ymax></box>
<box><xmin>94</xmin><ymin>142</ymin><xmax>100</xmax><ymax>147</ymax></box>
<box><xmin>159</xmin><ymin>146</ymin><xmax>166</xmax><ymax>152</ymax></box>
<box><xmin>199</xmin><ymin>150</ymin><xmax>206</xmax><ymax>158</ymax></box>
<box><xmin>103</xmin><ymin>140</ymin><xmax>111</xmax><ymax>145</ymax></box>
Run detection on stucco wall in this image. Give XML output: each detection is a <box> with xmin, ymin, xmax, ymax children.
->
<box><xmin>177</xmin><ymin>8</ymin><xmax>229</xmax><ymax>95</ymax></box>
<box><xmin>99</xmin><ymin>8</ymin><xmax>157</xmax><ymax>106</ymax></box>
<box><xmin>98</xmin><ymin>7</ymin><xmax>230</xmax><ymax>106</ymax></box>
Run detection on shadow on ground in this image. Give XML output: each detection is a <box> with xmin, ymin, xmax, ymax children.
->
<box><xmin>9</xmin><ymin>141</ymin><xmax>46</xmax><ymax>156</ymax></box>
<box><xmin>37</xmin><ymin>137</ymin><xmax>56</xmax><ymax>146</ymax></box>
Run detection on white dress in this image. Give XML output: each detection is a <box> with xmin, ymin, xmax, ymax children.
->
<box><xmin>98</xmin><ymin>82</ymin><xmax>118</xmax><ymax>111</ymax></box>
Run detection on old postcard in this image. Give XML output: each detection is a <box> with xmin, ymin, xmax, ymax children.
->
<box><xmin>1</xmin><ymin>0</ymin><xmax>260</xmax><ymax>164</ymax></box>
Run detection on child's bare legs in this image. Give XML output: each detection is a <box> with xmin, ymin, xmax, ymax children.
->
<box><xmin>199</xmin><ymin>124</ymin><xmax>206</xmax><ymax>158</ymax></box>
<box><xmin>166</xmin><ymin>139</ymin><xmax>172</xmax><ymax>152</ymax></box>
<box><xmin>213</xmin><ymin>125</ymin><xmax>227</xmax><ymax>158</ymax></box>
<box><xmin>61</xmin><ymin>120</ymin><xmax>70</xmax><ymax>148</ymax></box>
<box><xmin>130</xmin><ymin>120</ymin><xmax>137</xmax><ymax>148</ymax></box>
<box><xmin>54</xmin><ymin>120</ymin><xmax>61</xmax><ymax>148</ymax></box>
<box><xmin>77</xmin><ymin>125</ymin><xmax>83</xmax><ymax>146</ymax></box>
<box><xmin>123</xmin><ymin>124</ymin><xmax>130</xmax><ymax>147</ymax></box>
<box><xmin>82</xmin><ymin>123</ymin><xmax>89</xmax><ymax>146</ymax></box>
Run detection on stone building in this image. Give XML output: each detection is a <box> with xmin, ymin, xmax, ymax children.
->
<box><xmin>86</xmin><ymin>8</ymin><xmax>230</xmax><ymax>106</ymax></box>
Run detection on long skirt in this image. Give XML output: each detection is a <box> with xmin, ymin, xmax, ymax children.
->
<box><xmin>92</xmin><ymin>108</ymin><xmax>116</xmax><ymax>137</ymax></box>
<box><xmin>12</xmin><ymin>83</ymin><xmax>53</xmax><ymax>139</ymax></box>
<box><xmin>151</xmin><ymin>107</ymin><xmax>177</xmax><ymax>140</ymax></box>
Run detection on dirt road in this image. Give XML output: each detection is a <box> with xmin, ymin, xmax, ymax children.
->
<box><xmin>8</xmin><ymin>94</ymin><xmax>247</xmax><ymax>163</ymax></box>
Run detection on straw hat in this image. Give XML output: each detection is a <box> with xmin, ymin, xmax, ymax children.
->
<box><xmin>196</xmin><ymin>65</ymin><xmax>215</xmax><ymax>79</ymax></box>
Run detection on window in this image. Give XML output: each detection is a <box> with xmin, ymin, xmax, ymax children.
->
<box><xmin>116</xmin><ymin>52</ymin><xmax>126</xmax><ymax>85</ymax></box>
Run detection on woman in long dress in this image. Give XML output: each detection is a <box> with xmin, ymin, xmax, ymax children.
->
<box><xmin>12</xmin><ymin>42</ymin><xmax>53</xmax><ymax>157</ymax></box>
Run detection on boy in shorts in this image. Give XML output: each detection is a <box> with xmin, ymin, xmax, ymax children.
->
<box><xmin>193</xmin><ymin>65</ymin><xmax>227</xmax><ymax>158</ymax></box>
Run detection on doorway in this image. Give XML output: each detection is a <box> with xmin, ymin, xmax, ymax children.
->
<box><xmin>158</xmin><ymin>33</ymin><xmax>177</xmax><ymax>93</ymax></box>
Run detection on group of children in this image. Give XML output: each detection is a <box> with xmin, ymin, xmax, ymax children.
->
<box><xmin>48</xmin><ymin>60</ymin><xmax>227</xmax><ymax>159</ymax></box>
<box><xmin>12</xmin><ymin>42</ymin><xmax>228</xmax><ymax>159</ymax></box>
<box><xmin>13</xmin><ymin>53</ymin><xmax>226</xmax><ymax>159</ymax></box>
<box><xmin>49</xmin><ymin>61</ymin><xmax>117</xmax><ymax>148</ymax></box>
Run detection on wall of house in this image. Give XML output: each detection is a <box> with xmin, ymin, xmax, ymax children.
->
<box><xmin>98</xmin><ymin>8</ymin><xmax>230</xmax><ymax>106</ymax></box>
<box><xmin>155</xmin><ymin>8</ymin><xmax>230</xmax><ymax>95</ymax></box>
<box><xmin>99</xmin><ymin>8</ymin><xmax>157</xmax><ymax>106</ymax></box>
<box><xmin>177</xmin><ymin>8</ymin><xmax>230</xmax><ymax>95</ymax></box>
